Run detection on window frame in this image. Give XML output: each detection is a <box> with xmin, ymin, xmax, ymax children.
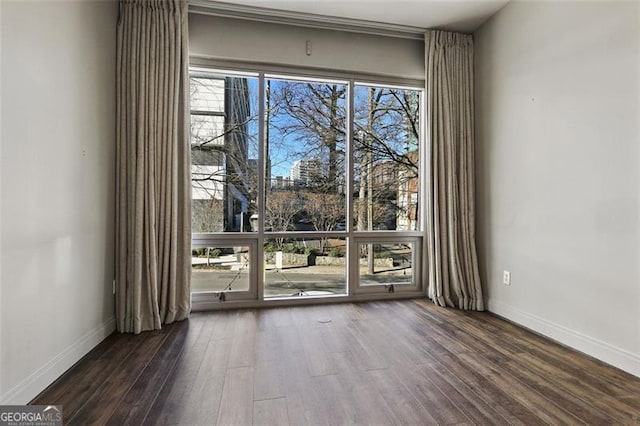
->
<box><xmin>191</xmin><ymin>237</ymin><xmax>259</xmax><ymax>306</ymax></box>
<box><xmin>189</xmin><ymin>60</ymin><xmax>426</xmax><ymax>310</ymax></box>
<box><xmin>351</xmin><ymin>236</ymin><xmax>422</xmax><ymax>295</ymax></box>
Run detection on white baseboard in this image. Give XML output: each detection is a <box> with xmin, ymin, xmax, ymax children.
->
<box><xmin>487</xmin><ymin>300</ymin><xmax>640</xmax><ymax>378</ymax></box>
<box><xmin>0</xmin><ymin>316</ymin><xmax>116</xmax><ymax>405</ymax></box>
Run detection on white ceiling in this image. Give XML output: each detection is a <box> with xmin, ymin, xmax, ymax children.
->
<box><xmin>211</xmin><ymin>0</ymin><xmax>510</xmax><ymax>33</ymax></box>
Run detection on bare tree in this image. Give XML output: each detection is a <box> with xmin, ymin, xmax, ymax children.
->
<box><xmin>354</xmin><ymin>87</ymin><xmax>420</xmax><ymax>231</ymax></box>
<box><xmin>265</xmin><ymin>191</ymin><xmax>301</xmax><ymax>248</ymax></box>
<box><xmin>270</xmin><ymin>81</ymin><xmax>419</xmax><ymax>195</ymax></box>
<box><xmin>269</xmin><ymin>82</ymin><xmax>346</xmax><ymax>192</ymax></box>
<box><xmin>304</xmin><ymin>192</ymin><xmax>343</xmax><ymax>232</ymax></box>
<box><xmin>303</xmin><ymin>192</ymin><xmax>344</xmax><ymax>252</ymax></box>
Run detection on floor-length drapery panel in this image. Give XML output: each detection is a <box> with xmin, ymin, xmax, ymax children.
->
<box><xmin>425</xmin><ymin>30</ymin><xmax>484</xmax><ymax>310</ymax></box>
<box><xmin>116</xmin><ymin>0</ymin><xmax>191</xmax><ymax>333</ymax></box>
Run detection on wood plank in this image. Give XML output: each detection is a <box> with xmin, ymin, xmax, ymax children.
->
<box><xmin>446</xmin><ymin>308</ymin><xmax>640</xmax><ymax>419</ymax></box>
<box><xmin>106</xmin><ymin>321</ymin><xmax>191</xmax><ymax>425</ymax></box>
<box><xmin>304</xmin><ymin>374</ymin><xmax>352</xmax><ymax>425</ymax></box>
<box><xmin>476</xmin><ymin>312</ymin><xmax>640</xmax><ymax>395</ymax></box>
<box><xmin>367</xmin><ymin>368</ymin><xmax>439</xmax><ymax>425</ymax></box>
<box><xmin>457</xmin><ymin>351</ymin><xmax>585</xmax><ymax>424</ymax></box>
<box><xmin>436</xmin><ymin>352</ymin><xmax>544</xmax><ymax>425</ymax></box>
<box><xmin>417</xmin><ymin>361</ymin><xmax>511</xmax><ymax>426</ymax></box>
<box><xmin>317</xmin><ymin>318</ymin><xmax>351</xmax><ymax>353</ymax></box>
<box><xmin>142</xmin><ymin>315</ymin><xmax>222</xmax><ymax>425</ymax></box>
<box><xmin>401</xmin><ymin>315</ymin><xmax>612</xmax><ymax>423</ymax></box>
<box><xmin>389</xmin><ymin>362</ymin><xmax>473</xmax><ymax>425</ymax></box>
<box><xmin>273</xmin><ymin>338</ymin><xmax>315</xmax><ymax>425</ymax></box>
<box><xmin>343</xmin><ymin>320</ymin><xmax>390</xmax><ymax>371</ymax></box>
<box><xmin>32</xmin><ymin>333</ymin><xmax>141</xmax><ymax>420</ymax></box>
<box><xmin>298</xmin><ymin>323</ymin><xmax>339</xmax><ymax>377</ymax></box>
<box><xmin>216</xmin><ymin>366</ymin><xmax>254</xmax><ymax>426</ymax></box>
<box><xmin>253</xmin><ymin>330</ymin><xmax>287</xmax><ymax>401</ymax></box>
<box><xmin>67</xmin><ymin>329</ymin><xmax>171</xmax><ymax>425</ymax></box>
<box><xmin>510</xmin><ymin>352</ymin><xmax>638</xmax><ymax>423</ymax></box>
<box><xmin>228</xmin><ymin>310</ymin><xmax>257</xmax><ymax>368</ymax></box>
<box><xmin>328</xmin><ymin>351</ymin><xmax>397</xmax><ymax>425</ymax></box>
<box><xmin>370</xmin><ymin>308</ymin><xmax>549</xmax><ymax>425</ymax></box>
<box><xmin>253</xmin><ymin>398</ymin><xmax>289</xmax><ymax>426</ymax></box>
<box><xmin>175</xmin><ymin>337</ymin><xmax>231</xmax><ymax>425</ymax></box>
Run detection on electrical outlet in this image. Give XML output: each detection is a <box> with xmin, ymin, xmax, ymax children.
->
<box><xmin>503</xmin><ymin>271</ymin><xmax>511</xmax><ymax>286</ymax></box>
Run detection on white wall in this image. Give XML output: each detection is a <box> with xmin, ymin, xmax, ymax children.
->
<box><xmin>190</xmin><ymin>14</ymin><xmax>425</xmax><ymax>81</ymax></box>
<box><xmin>1</xmin><ymin>0</ymin><xmax>117</xmax><ymax>403</ymax></box>
<box><xmin>475</xmin><ymin>1</ymin><xmax>640</xmax><ymax>375</ymax></box>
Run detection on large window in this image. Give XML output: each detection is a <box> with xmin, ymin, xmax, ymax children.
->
<box><xmin>190</xmin><ymin>68</ymin><xmax>423</xmax><ymax>306</ymax></box>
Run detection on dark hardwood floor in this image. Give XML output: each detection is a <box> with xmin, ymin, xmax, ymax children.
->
<box><xmin>33</xmin><ymin>299</ymin><xmax>640</xmax><ymax>425</ymax></box>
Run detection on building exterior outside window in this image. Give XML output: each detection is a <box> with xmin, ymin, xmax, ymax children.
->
<box><xmin>289</xmin><ymin>158</ymin><xmax>322</xmax><ymax>187</ymax></box>
<box><xmin>190</xmin><ymin>74</ymin><xmax>257</xmax><ymax>232</ymax></box>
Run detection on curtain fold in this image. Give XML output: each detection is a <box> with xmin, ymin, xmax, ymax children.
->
<box><xmin>425</xmin><ymin>30</ymin><xmax>484</xmax><ymax>311</ymax></box>
<box><xmin>116</xmin><ymin>0</ymin><xmax>191</xmax><ymax>333</ymax></box>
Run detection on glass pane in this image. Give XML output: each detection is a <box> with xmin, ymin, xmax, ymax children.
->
<box><xmin>264</xmin><ymin>237</ymin><xmax>346</xmax><ymax>298</ymax></box>
<box><xmin>358</xmin><ymin>242</ymin><xmax>413</xmax><ymax>286</ymax></box>
<box><xmin>191</xmin><ymin>115</ymin><xmax>225</xmax><ymax>147</ymax></box>
<box><xmin>192</xmin><ymin>246</ymin><xmax>250</xmax><ymax>292</ymax></box>
<box><xmin>265</xmin><ymin>78</ymin><xmax>347</xmax><ymax>232</ymax></box>
<box><xmin>190</xmin><ymin>77</ymin><xmax>225</xmax><ymax>112</ymax></box>
<box><xmin>190</xmin><ymin>74</ymin><xmax>259</xmax><ymax>232</ymax></box>
<box><xmin>354</xmin><ymin>85</ymin><xmax>420</xmax><ymax>231</ymax></box>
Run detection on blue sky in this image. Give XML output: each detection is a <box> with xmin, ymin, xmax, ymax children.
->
<box><xmin>241</xmin><ymin>78</ymin><xmax>419</xmax><ymax>179</ymax></box>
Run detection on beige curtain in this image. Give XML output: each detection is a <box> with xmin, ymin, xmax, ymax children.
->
<box><xmin>425</xmin><ymin>30</ymin><xmax>484</xmax><ymax>311</ymax></box>
<box><xmin>116</xmin><ymin>0</ymin><xmax>191</xmax><ymax>333</ymax></box>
